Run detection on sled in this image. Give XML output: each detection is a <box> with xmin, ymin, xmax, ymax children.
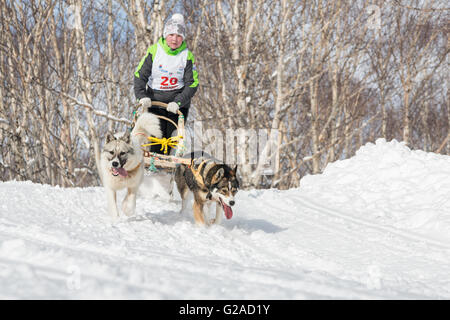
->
<box><xmin>132</xmin><ymin>101</ymin><xmax>191</xmax><ymax>170</ymax></box>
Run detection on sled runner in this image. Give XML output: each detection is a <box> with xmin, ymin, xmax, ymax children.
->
<box><xmin>132</xmin><ymin>101</ymin><xmax>191</xmax><ymax>170</ymax></box>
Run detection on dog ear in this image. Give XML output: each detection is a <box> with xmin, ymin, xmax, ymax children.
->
<box><xmin>212</xmin><ymin>168</ymin><xmax>224</xmax><ymax>184</ymax></box>
<box><xmin>233</xmin><ymin>165</ymin><xmax>238</xmax><ymax>175</ymax></box>
<box><xmin>121</xmin><ymin>130</ymin><xmax>131</xmax><ymax>143</ymax></box>
<box><xmin>106</xmin><ymin>132</ymin><xmax>116</xmax><ymax>143</ymax></box>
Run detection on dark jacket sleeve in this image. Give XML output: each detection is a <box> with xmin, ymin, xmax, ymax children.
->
<box><xmin>173</xmin><ymin>57</ymin><xmax>199</xmax><ymax>108</ymax></box>
<box><xmin>134</xmin><ymin>49</ymin><xmax>154</xmax><ymax>101</ymax></box>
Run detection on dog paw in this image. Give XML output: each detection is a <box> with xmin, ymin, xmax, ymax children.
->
<box><xmin>122</xmin><ymin>201</ymin><xmax>136</xmax><ymax>217</ymax></box>
<box><xmin>110</xmin><ymin>216</ymin><xmax>120</xmax><ymax>226</ymax></box>
<box><xmin>122</xmin><ymin>205</ymin><xmax>134</xmax><ymax>217</ymax></box>
<box><xmin>124</xmin><ymin>210</ymin><xmax>135</xmax><ymax>217</ymax></box>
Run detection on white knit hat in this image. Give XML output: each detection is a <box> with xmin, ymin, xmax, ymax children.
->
<box><xmin>163</xmin><ymin>13</ymin><xmax>186</xmax><ymax>40</ymax></box>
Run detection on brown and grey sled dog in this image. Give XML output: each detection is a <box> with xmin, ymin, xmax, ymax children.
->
<box><xmin>174</xmin><ymin>152</ymin><xmax>239</xmax><ymax>226</ymax></box>
<box><xmin>100</xmin><ymin>112</ymin><xmax>161</xmax><ymax>220</ymax></box>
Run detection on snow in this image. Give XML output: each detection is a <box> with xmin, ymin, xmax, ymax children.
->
<box><xmin>1</xmin><ymin>138</ymin><xmax>450</xmax><ymax>299</ymax></box>
<box><xmin>300</xmin><ymin>139</ymin><xmax>450</xmax><ymax>241</ymax></box>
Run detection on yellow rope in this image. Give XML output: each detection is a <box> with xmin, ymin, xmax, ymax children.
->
<box><xmin>142</xmin><ymin>135</ymin><xmax>183</xmax><ymax>155</ymax></box>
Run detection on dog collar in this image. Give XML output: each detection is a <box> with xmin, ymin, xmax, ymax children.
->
<box><xmin>127</xmin><ymin>162</ymin><xmax>142</xmax><ymax>173</ymax></box>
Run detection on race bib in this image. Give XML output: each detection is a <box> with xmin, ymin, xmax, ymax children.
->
<box><xmin>149</xmin><ymin>43</ymin><xmax>187</xmax><ymax>90</ymax></box>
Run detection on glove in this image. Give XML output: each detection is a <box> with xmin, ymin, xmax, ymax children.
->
<box><xmin>167</xmin><ymin>102</ymin><xmax>180</xmax><ymax>114</ymax></box>
<box><xmin>140</xmin><ymin>97</ymin><xmax>152</xmax><ymax>109</ymax></box>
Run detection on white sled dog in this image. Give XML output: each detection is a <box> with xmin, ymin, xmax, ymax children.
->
<box><xmin>100</xmin><ymin>112</ymin><xmax>162</xmax><ymax>220</ymax></box>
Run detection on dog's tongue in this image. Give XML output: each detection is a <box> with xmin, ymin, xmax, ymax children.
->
<box><xmin>223</xmin><ymin>203</ymin><xmax>233</xmax><ymax>219</ymax></box>
<box><xmin>113</xmin><ymin>167</ymin><xmax>128</xmax><ymax>177</ymax></box>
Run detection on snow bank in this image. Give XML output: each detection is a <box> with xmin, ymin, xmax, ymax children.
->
<box><xmin>2</xmin><ymin>139</ymin><xmax>450</xmax><ymax>299</ymax></box>
<box><xmin>300</xmin><ymin>138</ymin><xmax>450</xmax><ymax>240</ymax></box>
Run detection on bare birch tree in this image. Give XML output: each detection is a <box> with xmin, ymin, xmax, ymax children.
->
<box><xmin>0</xmin><ymin>0</ymin><xmax>447</xmax><ymax>190</ymax></box>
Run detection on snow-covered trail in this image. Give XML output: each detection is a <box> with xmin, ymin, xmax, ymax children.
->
<box><xmin>1</xmin><ymin>139</ymin><xmax>450</xmax><ymax>299</ymax></box>
<box><xmin>0</xmin><ymin>182</ymin><xmax>380</xmax><ymax>299</ymax></box>
<box><xmin>0</xmin><ymin>187</ymin><xmax>449</xmax><ymax>299</ymax></box>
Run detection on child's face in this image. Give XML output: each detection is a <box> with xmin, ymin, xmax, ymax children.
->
<box><xmin>166</xmin><ymin>34</ymin><xmax>183</xmax><ymax>50</ymax></box>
